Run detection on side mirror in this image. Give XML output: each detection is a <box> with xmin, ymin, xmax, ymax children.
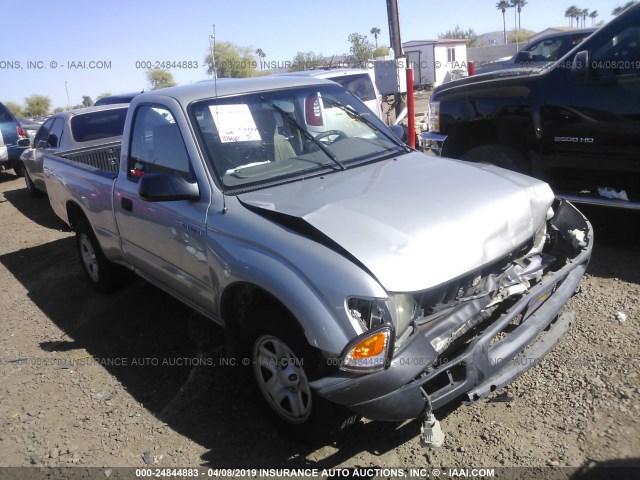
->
<box><xmin>138</xmin><ymin>172</ymin><xmax>200</xmax><ymax>202</ymax></box>
<box><xmin>514</xmin><ymin>51</ymin><xmax>534</xmax><ymax>64</ymax></box>
<box><xmin>572</xmin><ymin>50</ymin><xmax>589</xmax><ymax>78</ymax></box>
<box><xmin>37</xmin><ymin>140</ymin><xmax>49</xmax><ymax>149</ymax></box>
<box><xmin>389</xmin><ymin>124</ymin><xmax>407</xmax><ymax>142</ymax></box>
<box><xmin>17</xmin><ymin>138</ymin><xmax>31</xmax><ymax>148</ymax></box>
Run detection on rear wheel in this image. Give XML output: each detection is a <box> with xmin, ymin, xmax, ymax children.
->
<box><xmin>248</xmin><ymin>311</ymin><xmax>357</xmax><ymax>440</ymax></box>
<box><xmin>75</xmin><ymin>217</ymin><xmax>122</xmax><ymax>293</ymax></box>
<box><xmin>24</xmin><ymin>167</ymin><xmax>43</xmax><ymax>198</ymax></box>
<box><xmin>13</xmin><ymin>161</ymin><xmax>24</xmax><ymax>177</ymax></box>
<box><xmin>461</xmin><ymin>144</ymin><xmax>529</xmax><ymax>174</ymax></box>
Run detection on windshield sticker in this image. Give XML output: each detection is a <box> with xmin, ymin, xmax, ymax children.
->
<box><xmin>209</xmin><ymin>104</ymin><xmax>261</xmax><ymax>143</ymax></box>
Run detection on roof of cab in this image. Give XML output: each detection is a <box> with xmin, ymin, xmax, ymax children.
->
<box><xmin>132</xmin><ymin>76</ymin><xmax>337</xmax><ymax>107</ymax></box>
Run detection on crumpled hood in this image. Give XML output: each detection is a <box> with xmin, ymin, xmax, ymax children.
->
<box><xmin>238</xmin><ymin>152</ymin><xmax>554</xmax><ymax>292</ymax></box>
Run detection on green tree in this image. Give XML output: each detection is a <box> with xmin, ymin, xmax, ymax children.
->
<box><xmin>289</xmin><ymin>51</ymin><xmax>325</xmax><ymax>71</ymax></box>
<box><xmin>439</xmin><ymin>25</ymin><xmax>479</xmax><ymax>47</ymax></box>
<box><xmin>370</xmin><ymin>27</ymin><xmax>381</xmax><ymax>48</ymax></box>
<box><xmin>373</xmin><ymin>46</ymin><xmax>389</xmax><ymax>58</ymax></box>
<box><xmin>24</xmin><ymin>94</ymin><xmax>51</xmax><ymax>117</ymax></box>
<box><xmin>146</xmin><ymin>69</ymin><xmax>177</xmax><ymax>90</ymax></box>
<box><xmin>206</xmin><ymin>41</ymin><xmax>257</xmax><ymax>78</ymax></box>
<box><xmin>53</xmin><ymin>106</ymin><xmax>65</xmax><ymax>114</ymax></box>
<box><xmin>612</xmin><ymin>1</ymin><xmax>637</xmax><ymax>15</ymax></box>
<box><xmin>496</xmin><ymin>1</ymin><xmax>512</xmax><ymax>45</ymax></box>
<box><xmin>509</xmin><ymin>29</ymin><xmax>533</xmax><ymax>43</ymax></box>
<box><xmin>82</xmin><ymin>96</ymin><xmax>94</xmax><ymax>107</ymax></box>
<box><xmin>347</xmin><ymin>32</ymin><xmax>375</xmax><ymax>67</ymax></box>
<box><xmin>589</xmin><ymin>10</ymin><xmax>599</xmax><ymax>26</ymax></box>
<box><xmin>4</xmin><ymin>101</ymin><xmax>24</xmax><ymax>117</ymax></box>
<box><xmin>96</xmin><ymin>92</ymin><xmax>112</xmax><ymax>100</ymax></box>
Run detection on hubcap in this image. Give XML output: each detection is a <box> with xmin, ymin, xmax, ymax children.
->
<box><xmin>79</xmin><ymin>233</ymin><xmax>99</xmax><ymax>282</ymax></box>
<box><xmin>252</xmin><ymin>335</ymin><xmax>311</xmax><ymax>423</ymax></box>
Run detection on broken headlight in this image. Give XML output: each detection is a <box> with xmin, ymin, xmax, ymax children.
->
<box><xmin>387</xmin><ymin>293</ymin><xmax>418</xmax><ymax>338</ymax></box>
<box><xmin>346</xmin><ymin>294</ymin><xmax>417</xmax><ymax>338</ymax></box>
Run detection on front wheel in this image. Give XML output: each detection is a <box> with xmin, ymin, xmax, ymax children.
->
<box><xmin>75</xmin><ymin>217</ymin><xmax>122</xmax><ymax>293</ymax></box>
<box><xmin>248</xmin><ymin>312</ymin><xmax>357</xmax><ymax>440</ymax></box>
<box><xmin>253</xmin><ymin>334</ymin><xmax>313</xmax><ymax>424</ymax></box>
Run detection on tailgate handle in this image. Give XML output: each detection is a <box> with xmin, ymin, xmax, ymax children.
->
<box><xmin>121</xmin><ymin>198</ymin><xmax>133</xmax><ymax>211</ymax></box>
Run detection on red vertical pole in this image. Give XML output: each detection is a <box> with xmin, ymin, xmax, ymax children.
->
<box><xmin>468</xmin><ymin>60</ymin><xmax>475</xmax><ymax>76</ymax></box>
<box><xmin>406</xmin><ymin>67</ymin><xmax>415</xmax><ymax>148</ymax></box>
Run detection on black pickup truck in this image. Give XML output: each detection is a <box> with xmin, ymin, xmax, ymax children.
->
<box><xmin>421</xmin><ymin>3</ymin><xmax>640</xmax><ymax>210</ymax></box>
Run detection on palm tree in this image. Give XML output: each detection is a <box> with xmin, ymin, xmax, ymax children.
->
<box><xmin>612</xmin><ymin>1</ymin><xmax>637</xmax><ymax>16</ymax></box>
<box><xmin>510</xmin><ymin>0</ymin><xmax>527</xmax><ymax>32</ymax></box>
<box><xmin>255</xmin><ymin>48</ymin><xmax>266</xmax><ymax>70</ymax></box>
<box><xmin>565</xmin><ymin>5</ymin><xmax>580</xmax><ymax>26</ymax></box>
<box><xmin>581</xmin><ymin>8</ymin><xmax>589</xmax><ymax>27</ymax></box>
<box><xmin>496</xmin><ymin>1</ymin><xmax>511</xmax><ymax>44</ymax></box>
<box><xmin>589</xmin><ymin>10</ymin><xmax>598</xmax><ymax>26</ymax></box>
<box><xmin>370</xmin><ymin>27</ymin><xmax>381</xmax><ymax>48</ymax></box>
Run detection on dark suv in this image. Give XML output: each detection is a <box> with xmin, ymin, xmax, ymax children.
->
<box><xmin>422</xmin><ymin>4</ymin><xmax>640</xmax><ymax>209</ymax></box>
<box><xmin>476</xmin><ymin>28</ymin><xmax>596</xmax><ymax>74</ymax></box>
<box><xmin>0</xmin><ymin>101</ymin><xmax>28</xmax><ymax>176</ymax></box>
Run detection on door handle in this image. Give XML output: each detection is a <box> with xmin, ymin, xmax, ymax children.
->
<box><xmin>121</xmin><ymin>197</ymin><xmax>133</xmax><ymax>211</ymax></box>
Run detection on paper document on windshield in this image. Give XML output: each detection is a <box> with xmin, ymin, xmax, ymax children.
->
<box><xmin>210</xmin><ymin>104</ymin><xmax>261</xmax><ymax>143</ymax></box>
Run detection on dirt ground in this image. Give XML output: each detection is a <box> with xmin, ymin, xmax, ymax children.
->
<box><xmin>0</xmin><ymin>168</ymin><xmax>639</xmax><ymax>475</ymax></box>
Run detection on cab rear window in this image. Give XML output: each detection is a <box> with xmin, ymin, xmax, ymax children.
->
<box><xmin>70</xmin><ymin>108</ymin><xmax>128</xmax><ymax>142</ymax></box>
<box><xmin>329</xmin><ymin>74</ymin><xmax>376</xmax><ymax>101</ymax></box>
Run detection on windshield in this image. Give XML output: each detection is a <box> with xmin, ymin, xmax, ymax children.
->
<box><xmin>190</xmin><ymin>84</ymin><xmax>403</xmax><ymax>191</ymax></box>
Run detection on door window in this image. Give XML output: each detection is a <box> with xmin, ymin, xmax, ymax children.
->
<box><xmin>591</xmin><ymin>26</ymin><xmax>640</xmax><ymax>76</ymax></box>
<box><xmin>526</xmin><ymin>38</ymin><xmax>563</xmax><ymax>61</ymax></box>
<box><xmin>128</xmin><ymin>106</ymin><xmax>191</xmax><ymax>180</ymax></box>
<box><xmin>34</xmin><ymin>118</ymin><xmax>54</xmax><ymax>148</ymax></box>
<box><xmin>47</xmin><ymin>118</ymin><xmax>64</xmax><ymax>148</ymax></box>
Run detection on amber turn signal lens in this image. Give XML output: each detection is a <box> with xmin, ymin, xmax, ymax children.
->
<box><xmin>351</xmin><ymin>332</ymin><xmax>388</xmax><ymax>359</ymax></box>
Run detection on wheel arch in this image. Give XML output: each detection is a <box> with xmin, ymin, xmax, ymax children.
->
<box><xmin>220</xmin><ymin>281</ymin><xmax>306</xmax><ymax>355</ymax></box>
<box><xmin>65</xmin><ymin>200</ymin><xmax>88</xmax><ymax>230</ymax></box>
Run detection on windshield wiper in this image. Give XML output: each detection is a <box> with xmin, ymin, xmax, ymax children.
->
<box><xmin>321</xmin><ymin>97</ymin><xmax>411</xmax><ymax>152</ymax></box>
<box><xmin>259</xmin><ymin>96</ymin><xmax>346</xmax><ymax>171</ymax></box>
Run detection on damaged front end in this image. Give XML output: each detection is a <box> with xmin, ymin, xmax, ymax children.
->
<box><xmin>311</xmin><ymin>199</ymin><xmax>592</xmax><ymax>424</ymax></box>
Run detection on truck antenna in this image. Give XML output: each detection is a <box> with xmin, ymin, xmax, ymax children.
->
<box><xmin>210</xmin><ymin>25</ymin><xmax>227</xmax><ymax>214</ymax></box>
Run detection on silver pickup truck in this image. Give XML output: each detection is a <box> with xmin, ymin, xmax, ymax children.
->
<box><xmin>19</xmin><ymin>104</ymin><xmax>128</xmax><ymax>197</ymax></box>
<box><xmin>43</xmin><ymin>76</ymin><xmax>592</xmax><ymax>444</ymax></box>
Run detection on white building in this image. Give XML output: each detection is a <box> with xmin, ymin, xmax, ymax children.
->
<box><xmin>403</xmin><ymin>39</ymin><xmax>468</xmax><ymax>89</ymax></box>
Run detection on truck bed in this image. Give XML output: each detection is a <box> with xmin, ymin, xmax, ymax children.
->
<box><xmin>58</xmin><ymin>141</ymin><xmax>121</xmax><ymax>174</ymax></box>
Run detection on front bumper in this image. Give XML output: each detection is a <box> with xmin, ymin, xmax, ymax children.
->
<box><xmin>311</xmin><ymin>200</ymin><xmax>592</xmax><ymax>421</ymax></box>
<box><xmin>418</xmin><ymin>131</ymin><xmax>447</xmax><ymax>156</ymax></box>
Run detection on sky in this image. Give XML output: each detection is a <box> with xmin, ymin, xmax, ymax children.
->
<box><xmin>0</xmin><ymin>0</ymin><xmax>630</xmax><ymax>109</ymax></box>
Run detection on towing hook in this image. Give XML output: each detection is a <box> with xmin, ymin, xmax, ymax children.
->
<box><xmin>420</xmin><ymin>411</ymin><xmax>445</xmax><ymax>448</ymax></box>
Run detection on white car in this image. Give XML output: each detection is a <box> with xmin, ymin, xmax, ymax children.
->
<box><xmin>278</xmin><ymin>68</ymin><xmax>384</xmax><ymax>120</ymax></box>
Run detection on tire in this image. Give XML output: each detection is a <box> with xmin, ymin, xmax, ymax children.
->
<box><xmin>248</xmin><ymin>311</ymin><xmax>357</xmax><ymax>440</ymax></box>
<box><xmin>24</xmin><ymin>167</ymin><xmax>43</xmax><ymax>198</ymax></box>
<box><xmin>13</xmin><ymin>161</ymin><xmax>24</xmax><ymax>177</ymax></box>
<box><xmin>460</xmin><ymin>144</ymin><xmax>529</xmax><ymax>174</ymax></box>
<box><xmin>75</xmin><ymin>217</ymin><xmax>121</xmax><ymax>293</ymax></box>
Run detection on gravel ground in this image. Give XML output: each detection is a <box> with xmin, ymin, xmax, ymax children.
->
<box><xmin>0</xmin><ymin>169</ymin><xmax>639</xmax><ymax>475</ymax></box>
